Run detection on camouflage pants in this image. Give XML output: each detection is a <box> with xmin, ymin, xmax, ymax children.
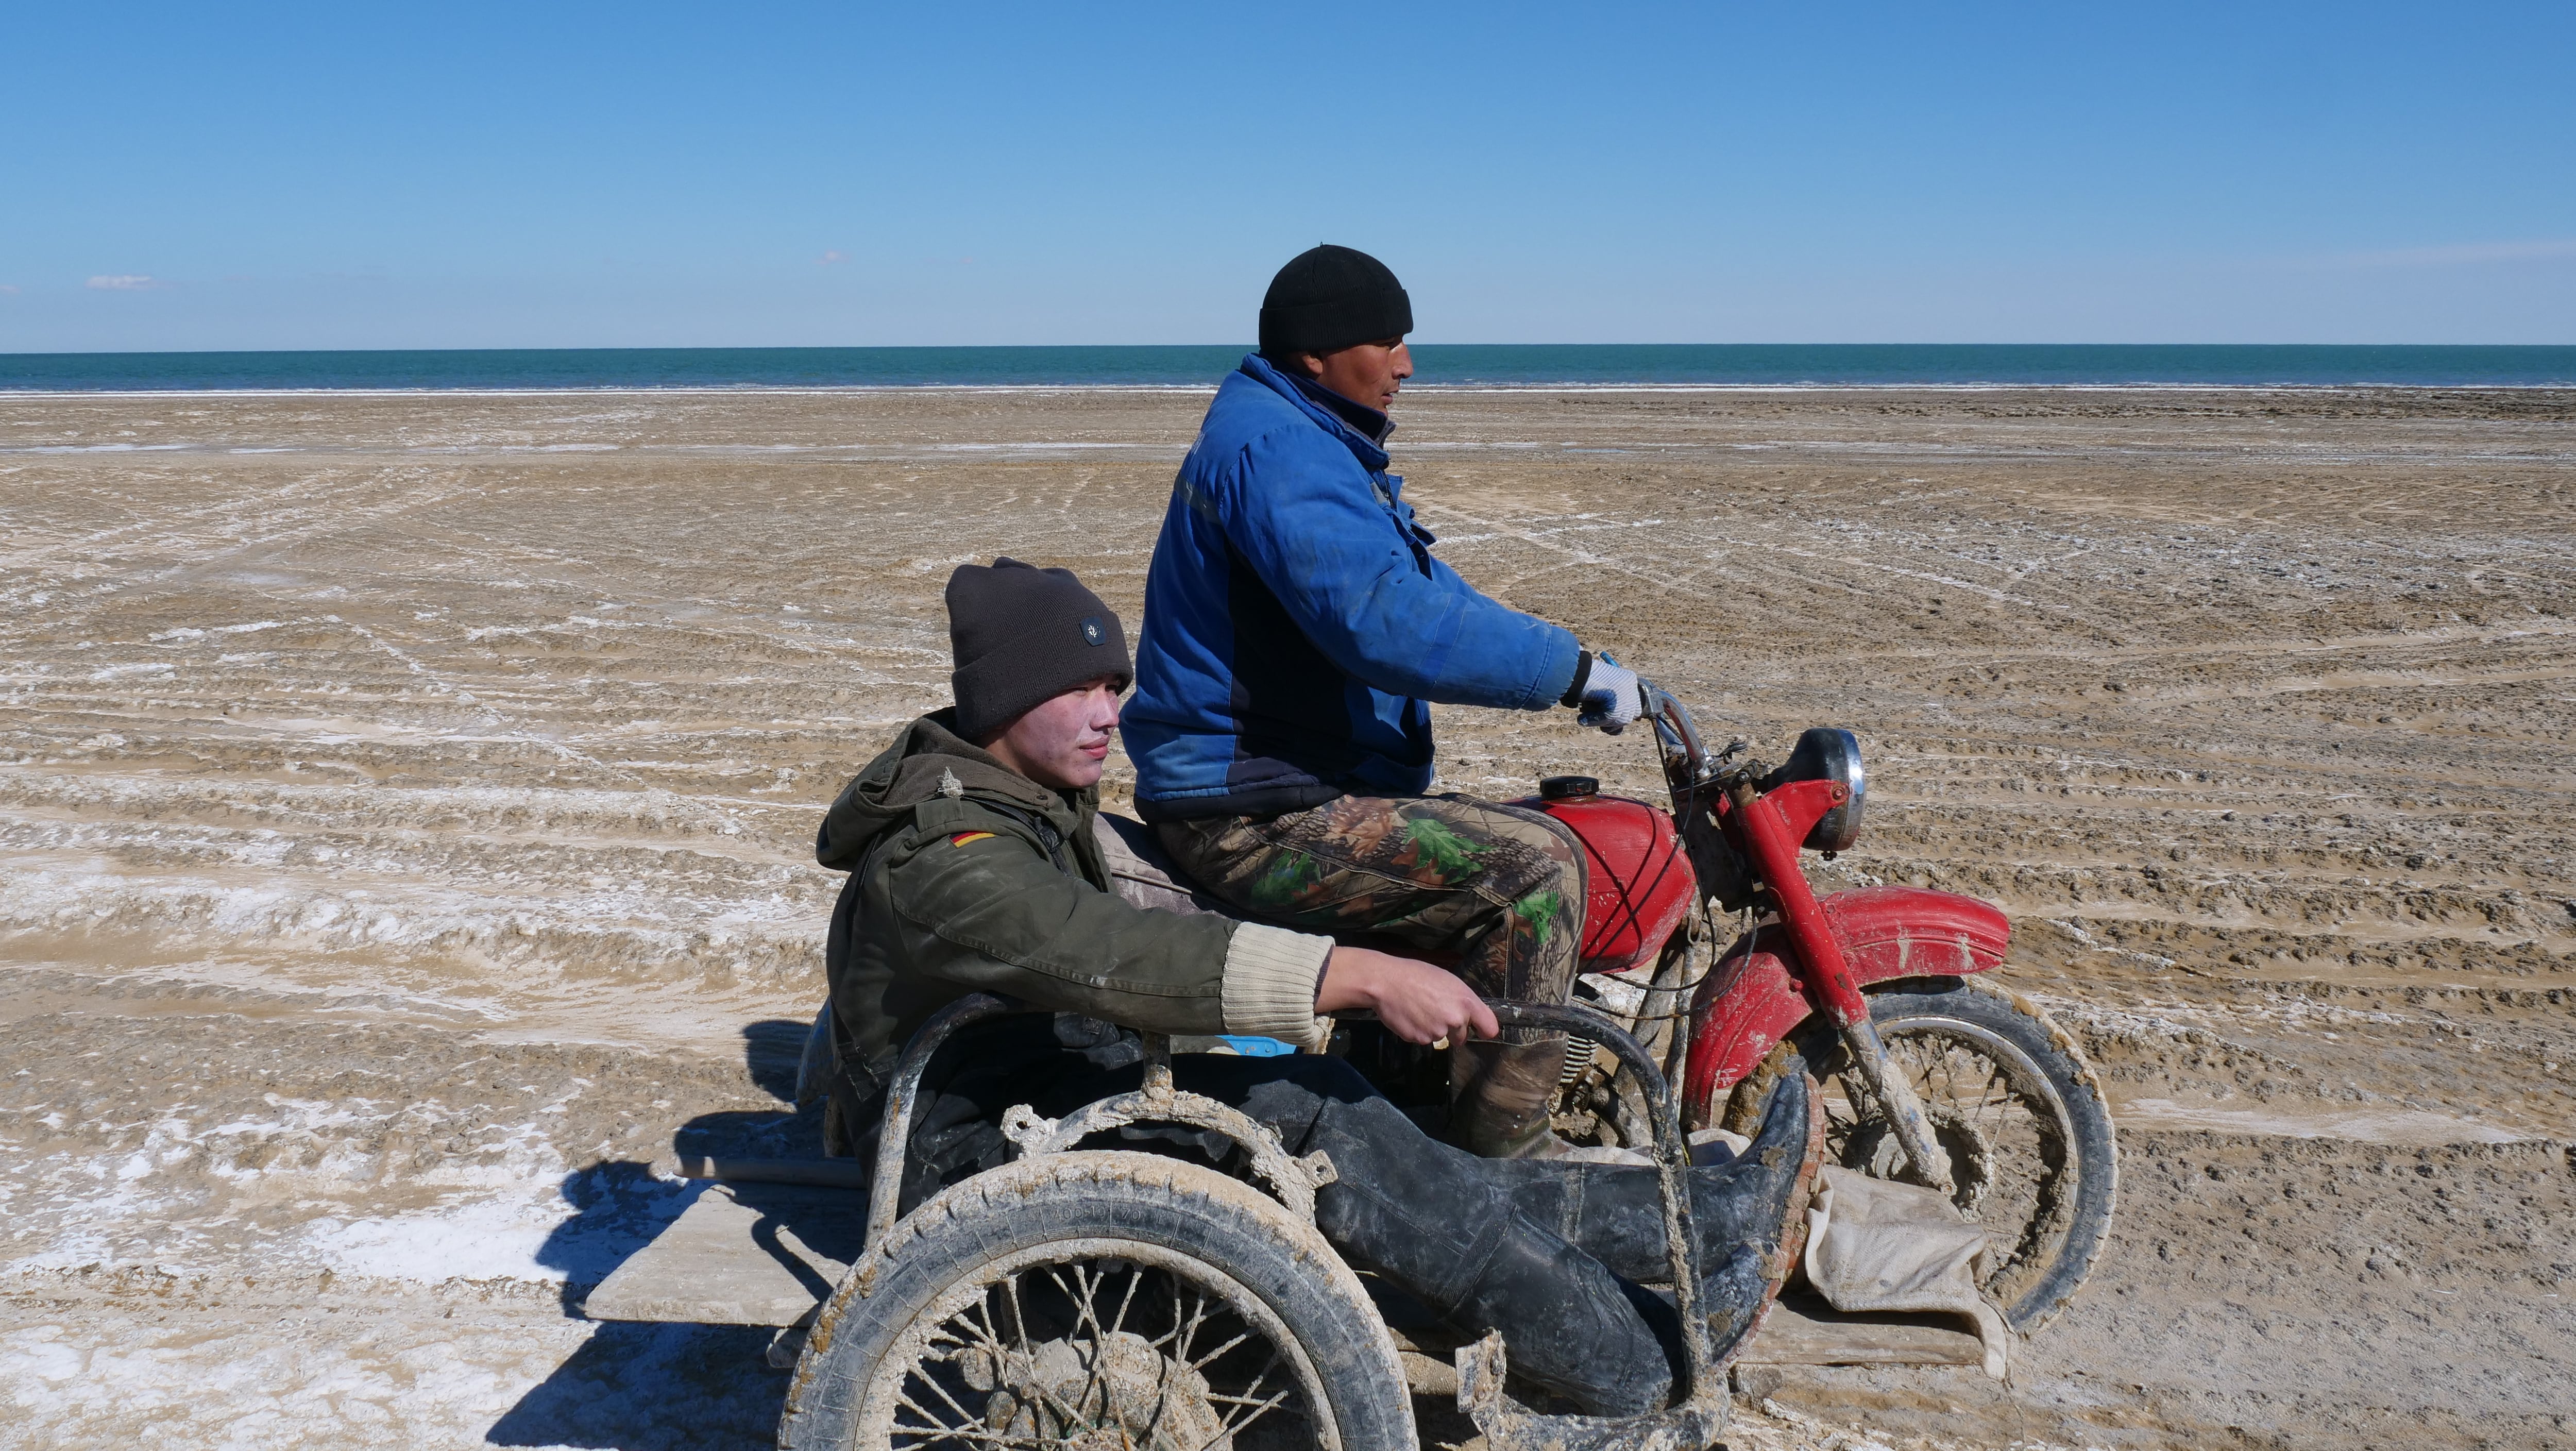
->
<box><xmin>1156</xmin><ymin>793</ymin><xmax>1586</xmax><ymax>1027</ymax></box>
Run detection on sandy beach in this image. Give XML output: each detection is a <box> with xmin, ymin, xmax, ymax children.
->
<box><xmin>2</xmin><ymin>383</ymin><xmax>2570</xmax><ymax>1449</ymax></box>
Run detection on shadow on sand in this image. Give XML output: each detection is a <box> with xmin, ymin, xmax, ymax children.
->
<box><xmin>487</xmin><ymin>1018</ymin><xmax>850</xmax><ymax>1449</ymax></box>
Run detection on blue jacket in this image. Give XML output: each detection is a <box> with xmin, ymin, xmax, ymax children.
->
<box><xmin>1126</xmin><ymin>353</ymin><xmax>1581</xmax><ymax>820</ymax></box>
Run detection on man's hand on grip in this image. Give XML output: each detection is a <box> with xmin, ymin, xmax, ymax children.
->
<box><xmin>1318</xmin><ymin>946</ymin><xmax>1499</xmax><ymax>1047</ymax></box>
<box><xmin>1574</xmin><ymin>654</ymin><xmax>1642</xmax><ymax>735</ymax></box>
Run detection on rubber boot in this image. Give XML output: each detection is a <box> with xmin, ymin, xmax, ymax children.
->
<box><xmin>1183</xmin><ymin>1055</ymin><xmax>1682</xmax><ymax>1412</ymax></box>
<box><xmin>1294</xmin><ymin>1091</ymin><xmax>1675</xmax><ymax>1415</ymax></box>
<box><xmin>1484</xmin><ymin>1064</ymin><xmax>1822</xmax><ymax>1357</ymax></box>
<box><xmin>1448</xmin><ymin>1034</ymin><xmax>1569</xmax><ymax>1159</ymax></box>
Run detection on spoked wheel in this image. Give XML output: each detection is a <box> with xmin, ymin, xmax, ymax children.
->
<box><xmin>868</xmin><ymin>1244</ymin><xmax>1324</xmax><ymax>1451</ymax></box>
<box><xmin>1806</xmin><ymin>983</ymin><xmax>2116</xmax><ymax>1333</ymax></box>
<box><xmin>781</xmin><ymin>1152</ymin><xmax>1416</xmax><ymax>1451</ymax></box>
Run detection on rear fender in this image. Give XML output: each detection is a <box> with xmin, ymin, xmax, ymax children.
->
<box><xmin>1680</xmin><ymin>886</ymin><xmax>2010</xmax><ymax>1118</ymax></box>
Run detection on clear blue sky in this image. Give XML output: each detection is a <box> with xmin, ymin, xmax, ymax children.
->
<box><xmin>3</xmin><ymin>3</ymin><xmax>2569</xmax><ymax>350</ymax></box>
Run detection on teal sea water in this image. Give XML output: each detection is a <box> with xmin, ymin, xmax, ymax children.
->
<box><xmin>3</xmin><ymin>344</ymin><xmax>2571</xmax><ymax>391</ymax></box>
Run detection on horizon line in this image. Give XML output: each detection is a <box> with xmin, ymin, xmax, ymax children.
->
<box><xmin>8</xmin><ymin>340</ymin><xmax>2576</xmax><ymax>359</ymax></box>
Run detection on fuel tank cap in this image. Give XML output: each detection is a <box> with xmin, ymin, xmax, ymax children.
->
<box><xmin>1537</xmin><ymin>775</ymin><xmax>1599</xmax><ymax>801</ymax></box>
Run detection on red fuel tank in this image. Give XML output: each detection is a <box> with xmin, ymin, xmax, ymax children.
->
<box><xmin>1517</xmin><ymin>779</ymin><xmax>1696</xmax><ymax>976</ymax></box>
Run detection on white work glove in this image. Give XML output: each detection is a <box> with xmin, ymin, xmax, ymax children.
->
<box><xmin>1574</xmin><ymin>653</ymin><xmax>1643</xmax><ymax>734</ymax></box>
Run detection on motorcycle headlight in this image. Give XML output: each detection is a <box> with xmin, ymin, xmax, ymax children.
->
<box><xmin>1768</xmin><ymin>727</ymin><xmax>1867</xmax><ymax>852</ymax></box>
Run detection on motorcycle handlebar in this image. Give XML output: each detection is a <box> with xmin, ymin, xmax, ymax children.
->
<box><xmin>1637</xmin><ymin>678</ymin><xmax>1714</xmax><ymax>794</ymax></box>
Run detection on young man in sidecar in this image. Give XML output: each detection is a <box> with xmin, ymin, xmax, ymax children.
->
<box><xmin>1123</xmin><ymin>244</ymin><xmax>1652</xmax><ymax>1158</ymax></box>
<box><xmin>806</xmin><ymin>558</ymin><xmax>1818</xmax><ymax>1420</ymax></box>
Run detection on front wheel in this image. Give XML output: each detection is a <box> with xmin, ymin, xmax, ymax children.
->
<box><xmin>1803</xmin><ymin>982</ymin><xmax>2116</xmax><ymax>1333</ymax></box>
<box><xmin>779</xmin><ymin>1151</ymin><xmax>1417</xmax><ymax>1451</ymax></box>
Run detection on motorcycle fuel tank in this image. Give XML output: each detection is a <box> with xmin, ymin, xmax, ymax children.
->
<box><xmin>1520</xmin><ymin>777</ymin><xmax>1697</xmax><ymax>975</ymax></box>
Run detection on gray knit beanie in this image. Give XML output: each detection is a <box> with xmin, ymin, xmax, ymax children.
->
<box><xmin>945</xmin><ymin>558</ymin><xmax>1132</xmax><ymax>742</ymax></box>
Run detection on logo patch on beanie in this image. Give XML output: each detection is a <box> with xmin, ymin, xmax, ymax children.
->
<box><xmin>1079</xmin><ymin>616</ymin><xmax>1106</xmax><ymax>646</ymax></box>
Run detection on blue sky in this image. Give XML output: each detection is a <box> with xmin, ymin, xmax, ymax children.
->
<box><xmin>3</xmin><ymin>3</ymin><xmax>2570</xmax><ymax>350</ymax></box>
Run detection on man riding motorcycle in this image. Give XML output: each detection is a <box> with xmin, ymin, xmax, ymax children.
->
<box><xmin>813</xmin><ymin>559</ymin><xmax>1815</xmax><ymax>1416</ymax></box>
<box><xmin>1123</xmin><ymin>244</ymin><xmax>1646</xmax><ymax>1157</ymax></box>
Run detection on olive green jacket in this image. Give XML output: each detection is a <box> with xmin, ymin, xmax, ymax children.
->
<box><xmin>816</xmin><ymin>710</ymin><xmax>1331</xmax><ymax>1086</ymax></box>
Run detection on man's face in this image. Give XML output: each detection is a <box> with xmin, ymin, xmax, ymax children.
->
<box><xmin>984</xmin><ymin>677</ymin><xmax>1124</xmax><ymax>791</ymax></box>
<box><xmin>1301</xmin><ymin>337</ymin><xmax>1413</xmax><ymax>413</ymax></box>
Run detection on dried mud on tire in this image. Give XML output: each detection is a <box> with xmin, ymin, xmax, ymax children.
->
<box><xmin>780</xmin><ymin>1151</ymin><xmax>1415</xmax><ymax>1451</ymax></box>
<box><xmin>1</xmin><ymin>384</ymin><xmax>2570</xmax><ymax>1449</ymax></box>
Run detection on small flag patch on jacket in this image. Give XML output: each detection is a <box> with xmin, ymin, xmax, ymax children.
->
<box><xmin>948</xmin><ymin>831</ymin><xmax>997</xmax><ymax>847</ymax></box>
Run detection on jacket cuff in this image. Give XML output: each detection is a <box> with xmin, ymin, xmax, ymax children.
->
<box><xmin>1526</xmin><ymin>626</ymin><xmax>1584</xmax><ymax>711</ymax></box>
<box><xmin>1221</xmin><ymin>923</ymin><xmax>1334</xmax><ymax>1050</ymax></box>
<box><xmin>1559</xmin><ymin>649</ymin><xmax>1595</xmax><ymax>708</ymax></box>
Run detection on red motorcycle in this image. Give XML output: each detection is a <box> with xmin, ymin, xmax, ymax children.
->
<box><xmin>1518</xmin><ymin>680</ymin><xmax>2117</xmax><ymax>1333</ymax></box>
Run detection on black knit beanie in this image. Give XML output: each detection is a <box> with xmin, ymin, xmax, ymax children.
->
<box><xmin>945</xmin><ymin>558</ymin><xmax>1132</xmax><ymax>743</ymax></box>
<box><xmin>1258</xmin><ymin>244</ymin><xmax>1413</xmax><ymax>362</ymax></box>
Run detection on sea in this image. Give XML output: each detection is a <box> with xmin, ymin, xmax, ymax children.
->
<box><xmin>2</xmin><ymin>344</ymin><xmax>2572</xmax><ymax>392</ymax></box>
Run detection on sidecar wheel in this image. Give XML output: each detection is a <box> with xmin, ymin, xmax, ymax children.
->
<box><xmin>779</xmin><ymin>1150</ymin><xmax>1417</xmax><ymax>1451</ymax></box>
<box><xmin>1804</xmin><ymin>983</ymin><xmax>2116</xmax><ymax>1334</ymax></box>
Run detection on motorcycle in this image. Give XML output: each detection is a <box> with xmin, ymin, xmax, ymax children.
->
<box><xmin>1514</xmin><ymin>679</ymin><xmax>2117</xmax><ymax>1332</ymax></box>
<box><xmin>802</xmin><ymin>677</ymin><xmax>2115</xmax><ymax>1338</ymax></box>
<box><xmin>588</xmin><ymin>690</ymin><xmax>2105</xmax><ymax>1448</ymax></box>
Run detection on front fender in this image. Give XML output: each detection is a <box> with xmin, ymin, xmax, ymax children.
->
<box><xmin>1680</xmin><ymin>886</ymin><xmax>2010</xmax><ymax>1117</ymax></box>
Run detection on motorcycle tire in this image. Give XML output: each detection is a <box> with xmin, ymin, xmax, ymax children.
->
<box><xmin>1798</xmin><ymin>981</ymin><xmax>2116</xmax><ymax>1334</ymax></box>
<box><xmin>779</xmin><ymin>1150</ymin><xmax>1418</xmax><ymax>1451</ymax></box>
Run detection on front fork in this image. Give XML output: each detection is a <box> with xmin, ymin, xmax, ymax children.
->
<box><xmin>1727</xmin><ymin>781</ymin><xmax>1955</xmax><ymax>1196</ymax></box>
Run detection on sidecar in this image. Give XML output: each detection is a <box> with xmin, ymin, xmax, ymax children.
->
<box><xmin>581</xmin><ymin>981</ymin><xmax>2002</xmax><ymax>1451</ymax></box>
